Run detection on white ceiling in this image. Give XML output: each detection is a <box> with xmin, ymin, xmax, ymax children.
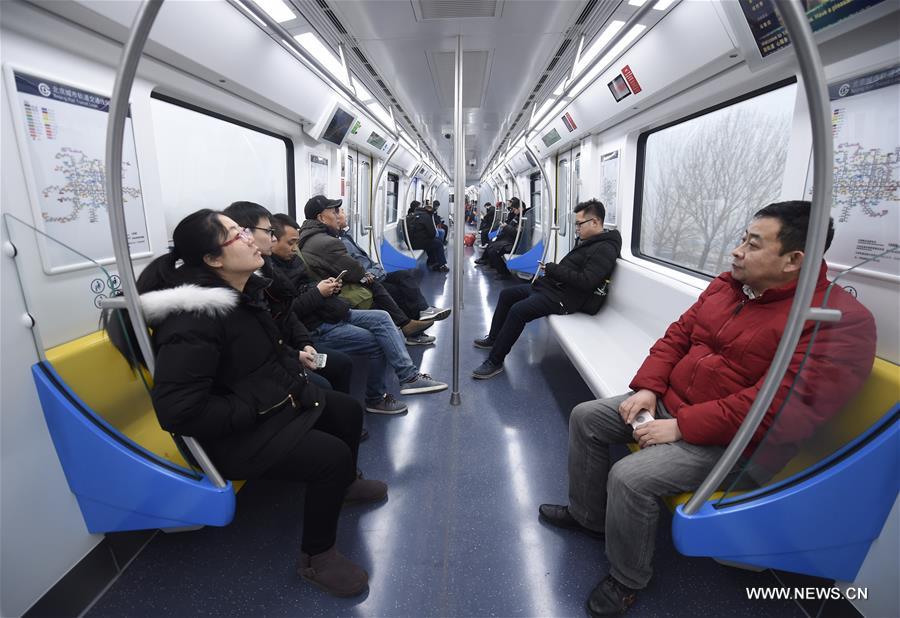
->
<box><xmin>326</xmin><ymin>0</ymin><xmax>588</xmax><ymax>181</ymax></box>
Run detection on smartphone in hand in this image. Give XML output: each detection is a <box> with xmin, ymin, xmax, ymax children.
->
<box><xmin>335</xmin><ymin>270</ymin><xmax>348</xmax><ymax>282</ymax></box>
<box><xmin>313</xmin><ymin>353</ymin><xmax>327</xmax><ymax>369</ymax></box>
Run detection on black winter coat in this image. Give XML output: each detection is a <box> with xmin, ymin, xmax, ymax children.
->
<box><xmin>406</xmin><ymin>207</ymin><xmax>438</xmax><ymax>249</ymax></box>
<box><xmin>144</xmin><ymin>275</ymin><xmax>324</xmax><ymax>479</ymax></box>
<box><xmin>269</xmin><ymin>253</ymin><xmax>351</xmax><ymax>330</ymax></box>
<box><xmin>297</xmin><ymin>220</ymin><xmax>367</xmax><ymax>283</ymax></box>
<box><xmin>478</xmin><ymin>206</ymin><xmax>495</xmax><ymax>231</ymax></box>
<box><xmin>534</xmin><ymin>229</ymin><xmax>622</xmax><ymax>315</ymax></box>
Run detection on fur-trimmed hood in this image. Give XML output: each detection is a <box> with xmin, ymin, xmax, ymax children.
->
<box><xmin>140</xmin><ymin>284</ymin><xmax>239</xmax><ymax>324</ymax></box>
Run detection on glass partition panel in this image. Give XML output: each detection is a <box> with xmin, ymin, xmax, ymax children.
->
<box><xmin>557</xmin><ymin>158</ymin><xmax>569</xmax><ymax>238</ymax></box>
<box><xmin>530</xmin><ymin>172</ymin><xmax>542</xmax><ymax>226</ymax></box>
<box><xmin>3</xmin><ymin>213</ymin><xmax>193</xmax><ymax>471</ymax></box>
<box><xmin>346</xmin><ymin>154</ymin><xmax>355</xmax><ymax>235</ymax></box>
<box><xmin>386</xmin><ymin>172</ymin><xmax>399</xmax><ymax>224</ymax></box>
<box><xmin>715</xmin><ymin>251</ymin><xmax>896</xmax><ymax>507</ymax></box>
<box><xmin>359</xmin><ymin>159</ymin><xmax>371</xmax><ymax>236</ymax></box>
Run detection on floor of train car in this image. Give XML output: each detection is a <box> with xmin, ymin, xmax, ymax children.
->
<box><xmin>87</xmin><ymin>232</ymin><xmax>843</xmax><ymax>618</ymax></box>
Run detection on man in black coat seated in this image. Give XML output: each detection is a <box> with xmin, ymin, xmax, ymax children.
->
<box><xmin>472</xmin><ymin>199</ymin><xmax>621</xmax><ymax>379</ymax></box>
<box><xmin>475</xmin><ymin>197</ymin><xmax>523</xmax><ymax>280</ymax></box>
<box><xmin>406</xmin><ymin>200</ymin><xmax>449</xmax><ymax>271</ymax></box>
<box><xmin>478</xmin><ymin>201</ymin><xmax>496</xmax><ymax>246</ymax></box>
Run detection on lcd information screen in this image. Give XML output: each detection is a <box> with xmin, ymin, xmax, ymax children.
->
<box><xmin>541</xmin><ymin>128</ymin><xmax>561</xmax><ymax>148</ymax></box>
<box><xmin>740</xmin><ymin>0</ymin><xmax>888</xmax><ymax>58</ymax></box>
<box><xmin>366</xmin><ymin>131</ymin><xmax>386</xmax><ymax>150</ymax></box>
<box><xmin>321</xmin><ymin>107</ymin><xmax>355</xmax><ymax>146</ymax></box>
<box><xmin>607</xmin><ymin>74</ymin><xmax>632</xmax><ymax>102</ymax></box>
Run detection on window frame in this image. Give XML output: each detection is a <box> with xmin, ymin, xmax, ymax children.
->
<box><xmin>631</xmin><ymin>77</ymin><xmax>797</xmax><ymax>280</ymax></box>
<box><xmin>150</xmin><ymin>92</ymin><xmax>296</xmax><ymax>218</ymax></box>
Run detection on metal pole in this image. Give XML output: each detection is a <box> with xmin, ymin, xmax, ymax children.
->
<box><xmin>369</xmin><ymin>143</ymin><xmax>399</xmax><ymax>262</ymax></box>
<box><xmin>505</xmin><ymin>166</ymin><xmax>524</xmax><ymax>259</ymax></box>
<box><xmin>683</xmin><ymin>0</ymin><xmax>834</xmax><ymax>514</ymax></box>
<box><xmin>105</xmin><ymin>0</ymin><xmax>226</xmax><ymax>488</ymax></box>
<box><xmin>450</xmin><ymin>35</ymin><xmax>464</xmax><ymax>406</ymax></box>
<box><xmin>401</xmin><ymin>162</ymin><xmax>423</xmax><ymax>251</ymax></box>
<box><xmin>525</xmin><ymin>143</ymin><xmax>556</xmax><ymax>283</ymax></box>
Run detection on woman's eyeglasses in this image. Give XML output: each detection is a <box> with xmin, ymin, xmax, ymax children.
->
<box><xmin>221</xmin><ymin>228</ymin><xmax>253</xmax><ymax>247</ymax></box>
<box><xmin>251</xmin><ymin>226</ymin><xmax>277</xmax><ymax>238</ymax></box>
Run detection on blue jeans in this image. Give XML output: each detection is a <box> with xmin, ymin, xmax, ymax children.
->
<box><xmin>312</xmin><ymin>309</ymin><xmax>418</xmax><ymax>402</ymax></box>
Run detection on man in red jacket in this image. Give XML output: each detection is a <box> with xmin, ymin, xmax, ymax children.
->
<box><xmin>538</xmin><ymin>201</ymin><xmax>876</xmax><ymax>616</ymax></box>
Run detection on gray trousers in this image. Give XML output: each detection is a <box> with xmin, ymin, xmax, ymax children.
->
<box><xmin>567</xmin><ymin>393</ymin><xmax>726</xmax><ymax>590</ymax></box>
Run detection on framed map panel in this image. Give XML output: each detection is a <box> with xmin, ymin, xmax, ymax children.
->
<box><xmin>5</xmin><ymin>67</ymin><xmax>151</xmax><ymax>274</ymax></box>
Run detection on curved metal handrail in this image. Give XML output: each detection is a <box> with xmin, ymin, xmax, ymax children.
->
<box><xmin>683</xmin><ymin>0</ymin><xmax>834</xmax><ymax>514</ymax></box>
<box><xmin>105</xmin><ymin>0</ymin><xmax>226</xmax><ymax>488</ymax></box>
<box><xmin>401</xmin><ymin>162</ymin><xmax>423</xmax><ymax>251</ymax></box>
<box><xmin>504</xmin><ymin>165</ymin><xmax>526</xmax><ymax>260</ymax></box>
<box><xmin>369</xmin><ymin>142</ymin><xmax>399</xmax><ymax>260</ymax></box>
<box><xmin>526</xmin><ymin>143</ymin><xmax>556</xmax><ymax>284</ymax></box>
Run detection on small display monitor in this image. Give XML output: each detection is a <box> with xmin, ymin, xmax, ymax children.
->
<box><xmin>366</xmin><ymin>131</ymin><xmax>386</xmax><ymax>150</ymax></box>
<box><xmin>541</xmin><ymin>128</ymin><xmax>561</xmax><ymax>148</ymax></box>
<box><xmin>321</xmin><ymin>106</ymin><xmax>355</xmax><ymax>146</ymax></box>
<box><xmin>608</xmin><ymin>74</ymin><xmax>632</xmax><ymax>102</ymax></box>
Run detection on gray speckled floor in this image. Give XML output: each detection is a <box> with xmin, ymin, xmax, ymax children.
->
<box><xmin>87</xmin><ymin>239</ymin><xmax>807</xmax><ymax>618</ymax></box>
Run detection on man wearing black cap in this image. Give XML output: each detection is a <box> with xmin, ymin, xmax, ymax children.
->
<box><xmin>298</xmin><ymin>195</ymin><xmax>434</xmax><ymax>339</ymax></box>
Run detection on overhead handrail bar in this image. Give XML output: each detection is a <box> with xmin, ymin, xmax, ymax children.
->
<box><xmin>105</xmin><ymin>0</ymin><xmax>226</xmax><ymax>488</ymax></box>
<box><xmin>683</xmin><ymin>0</ymin><xmax>835</xmax><ymax>515</ymax></box>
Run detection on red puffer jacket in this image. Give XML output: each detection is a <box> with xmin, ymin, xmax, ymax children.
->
<box><xmin>630</xmin><ymin>262</ymin><xmax>876</xmax><ymax>463</ymax></box>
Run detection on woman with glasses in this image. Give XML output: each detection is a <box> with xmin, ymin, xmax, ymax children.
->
<box><xmin>107</xmin><ymin>209</ymin><xmax>383</xmax><ymax>598</ymax></box>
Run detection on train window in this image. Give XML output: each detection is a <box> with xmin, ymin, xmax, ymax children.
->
<box><xmin>149</xmin><ymin>93</ymin><xmax>294</xmax><ymax>235</ymax></box>
<box><xmin>635</xmin><ymin>80</ymin><xmax>797</xmax><ymax>276</ymax></box>
<box><xmin>386</xmin><ymin>172</ymin><xmax>399</xmax><ymax>224</ymax></box>
<box><xmin>309</xmin><ymin>154</ymin><xmax>328</xmax><ymax>197</ymax></box>
<box><xmin>359</xmin><ymin>159</ymin><xmax>371</xmax><ymax>235</ymax></box>
<box><xmin>530</xmin><ymin>172</ymin><xmax>542</xmax><ymax>225</ymax></box>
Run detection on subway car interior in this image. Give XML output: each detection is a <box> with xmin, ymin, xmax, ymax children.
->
<box><xmin>1</xmin><ymin>0</ymin><xmax>898</xmax><ymax>616</ymax></box>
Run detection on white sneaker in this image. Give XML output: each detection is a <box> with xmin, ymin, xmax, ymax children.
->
<box><xmin>419</xmin><ymin>306</ymin><xmax>451</xmax><ymax>321</ymax></box>
<box><xmin>405</xmin><ymin>333</ymin><xmax>436</xmax><ymax>346</ymax></box>
<box><xmin>399</xmin><ymin>373</ymin><xmax>448</xmax><ymax>395</ymax></box>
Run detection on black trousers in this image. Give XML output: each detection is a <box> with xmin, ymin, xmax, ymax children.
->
<box><xmin>479</xmin><ymin>227</ymin><xmax>491</xmax><ymax>246</ymax></box>
<box><xmin>262</xmin><ymin>390</ymin><xmax>363</xmax><ymax>555</ymax></box>
<box><xmin>486</xmin><ymin>241</ymin><xmax>513</xmax><ymax>276</ymax></box>
<box><xmin>382</xmin><ymin>270</ymin><xmax>428</xmax><ymax>320</ymax></box>
<box><xmin>417</xmin><ymin>238</ymin><xmax>446</xmax><ymax>267</ymax></box>
<box><xmin>370</xmin><ymin>281</ymin><xmax>410</xmax><ymax>326</ymax></box>
<box><xmin>487</xmin><ymin>284</ymin><xmax>564</xmax><ymax>364</ymax></box>
<box><xmin>311</xmin><ymin>346</ymin><xmax>353</xmax><ymax>394</ymax></box>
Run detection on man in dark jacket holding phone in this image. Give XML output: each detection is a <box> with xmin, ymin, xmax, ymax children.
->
<box><xmin>472</xmin><ymin>199</ymin><xmax>621</xmax><ymax>379</ymax></box>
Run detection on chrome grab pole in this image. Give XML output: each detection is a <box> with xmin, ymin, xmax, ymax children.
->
<box><xmin>368</xmin><ymin>142</ymin><xmax>399</xmax><ymax>262</ymax></box>
<box><xmin>401</xmin><ymin>162</ymin><xmax>423</xmax><ymax>251</ymax></box>
<box><xmin>525</xmin><ymin>143</ymin><xmax>556</xmax><ymax>284</ymax></box>
<box><xmin>504</xmin><ymin>165</ymin><xmax>524</xmax><ymax>260</ymax></box>
<box><xmin>683</xmin><ymin>0</ymin><xmax>834</xmax><ymax>514</ymax></box>
<box><xmin>106</xmin><ymin>0</ymin><xmax>226</xmax><ymax>488</ymax></box>
<box><xmin>450</xmin><ymin>35</ymin><xmax>464</xmax><ymax>406</ymax></box>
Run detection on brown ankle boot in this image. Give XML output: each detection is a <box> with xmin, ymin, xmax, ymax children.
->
<box><xmin>344</xmin><ymin>477</ymin><xmax>388</xmax><ymax>506</ymax></box>
<box><xmin>297</xmin><ymin>546</ymin><xmax>368</xmax><ymax>597</ymax></box>
<box><xmin>401</xmin><ymin>319</ymin><xmax>433</xmax><ymax>337</ymax></box>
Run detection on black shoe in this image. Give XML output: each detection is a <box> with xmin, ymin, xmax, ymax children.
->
<box><xmin>587</xmin><ymin>575</ymin><xmax>638</xmax><ymax>617</ymax></box>
<box><xmin>538</xmin><ymin>504</ymin><xmax>604</xmax><ymax>540</ymax></box>
<box><xmin>474</xmin><ymin>258</ymin><xmax>488</xmax><ymax>265</ymax></box>
<box><xmin>473</xmin><ymin>336</ymin><xmax>494</xmax><ymax>349</ymax></box>
<box><xmin>472</xmin><ymin>359</ymin><xmax>504</xmax><ymax>379</ymax></box>
<box><xmin>431</xmin><ymin>264</ymin><xmax>450</xmax><ymax>272</ymax></box>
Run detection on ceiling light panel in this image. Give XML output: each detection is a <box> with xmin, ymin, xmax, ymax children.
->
<box><xmin>294</xmin><ymin>32</ymin><xmax>348</xmax><ymax>84</ymax></box>
<box><xmin>252</xmin><ymin>0</ymin><xmax>295</xmax><ymax>23</ymax></box>
<box><xmin>413</xmin><ymin>0</ymin><xmax>503</xmax><ymax>21</ymax></box>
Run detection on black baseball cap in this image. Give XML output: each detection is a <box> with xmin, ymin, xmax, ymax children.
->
<box><xmin>304</xmin><ymin>195</ymin><xmax>343</xmax><ymax>219</ymax></box>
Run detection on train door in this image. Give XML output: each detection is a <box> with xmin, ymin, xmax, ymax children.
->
<box><xmin>555</xmin><ymin>145</ymin><xmax>581</xmax><ymax>257</ymax></box>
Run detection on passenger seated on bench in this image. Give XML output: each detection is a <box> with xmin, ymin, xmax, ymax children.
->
<box><xmin>472</xmin><ymin>199</ymin><xmax>621</xmax><ymax>379</ymax></box>
<box><xmin>539</xmin><ymin>201</ymin><xmax>876</xmax><ymax>617</ymax></box>
<box><xmin>268</xmin><ymin>214</ymin><xmax>449</xmax><ymax>415</ymax></box>
<box><xmin>431</xmin><ymin>199</ymin><xmax>448</xmax><ymax>245</ymax></box>
<box><xmin>406</xmin><ymin>200</ymin><xmax>449</xmax><ymax>272</ymax></box>
<box><xmin>329</xmin><ymin>209</ymin><xmax>451</xmax><ymax>341</ymax></box>
<box><xmin>223</xmin><ymin>201</ymin><xmax>354</xmax><ymax>396</ymax></box>
<box><xmin>107</xmin><ymin>209</ymin><xmax>386</xmax><ymax>598</ymax></box>
<box><xmin>478</xmin><ymin>201</ymin><xmax>496</xmax><ymax>246</ymax></box>
<box><xmin>474</xmin><ymin>197</ymin><xmax>523</xmax><ymax>280</ymax></box>
<box><xmin>296</xmin><ymin>196</ymin><xmax>435</xmax><ymax>341</ymax></box>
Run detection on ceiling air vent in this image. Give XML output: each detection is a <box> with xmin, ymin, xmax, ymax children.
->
<box><xmin>412</xmin><ymin>0</ymin><xmax>504</xmax><ymax>21</ymax></box>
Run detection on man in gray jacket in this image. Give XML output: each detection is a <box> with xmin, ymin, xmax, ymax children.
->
<box><xmin>298</xmin><ymin>195</ymin><xmax>434</xmax><ymax>342</ymax></box>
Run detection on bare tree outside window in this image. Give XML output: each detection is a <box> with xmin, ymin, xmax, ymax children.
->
<box><xmin>640</xmin><ymin>84</ymin><xmax>797</xmax><ymax>275</ymax></box>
